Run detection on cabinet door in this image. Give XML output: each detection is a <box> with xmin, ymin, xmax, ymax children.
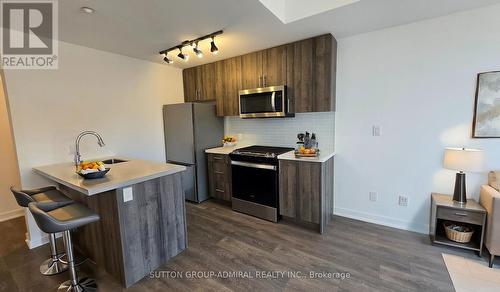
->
<box><xmin>262</xmin><ymin>45</ymin><xmax>287</xmax><ymax>87</ymax></box>
<box><xmin>298</xmin><ymin>162</ymin><xmax>321</xmax><ymax>224</ymax></box>
<box><xmin>279</xmin><ymin>160</ymin><xmax>298</xmax><ymax>218</ymax></box>
<box><xmin>183</xmin><ymin>67</ymin><xmax>198</xmax><ymax>102</ymax></box>
<box><xmin>214</xmin><ymin>61</ymin><xmax>225</xmax><ymax>116</ymax></box>
<box><xmin>207</xmin><ymin>154</ymin><xmax>231</xmax><ymax>202</ymax></box>
<box><xmin>287</xmin><ymin>38</ymin><xmax>314</xmax><ymax>113</ymax></box>
<box><xmin>313</xmin><ymin>34</ymin><xmax>336</xmax><ymax>112</ymax></box>
<box><xmin>199</xmin><ymin>63</ymin><xmax>216</xmax><ymax>101</ymax></box>
<box><xmin>241</xmin><ymin>51</ymin><xmax>263</xmax><ymax>89</ymax></box>
<box><xmin>215</xmin><ymin>57</ymin><xmax>242</xmax><ymax>117</ymax></box>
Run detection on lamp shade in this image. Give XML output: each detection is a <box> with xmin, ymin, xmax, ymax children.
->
<box><xmin>443</xmin><ymin>148</ymin><xmax>484</xmax><ymax>172</ymax></box>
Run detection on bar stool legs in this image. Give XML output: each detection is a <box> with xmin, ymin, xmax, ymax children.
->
<box><xmin>40</xmin><ymin>233</ymin><xmax>67</xmax><ymax>275</ymax></box>
<box><xmin>58</xmin><ymin>231</ymin><xmax>97</xmax><ymax>292</ymax></box>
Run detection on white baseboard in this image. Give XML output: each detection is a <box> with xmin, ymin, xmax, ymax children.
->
<box><xmin>25</xmin><ymin>233</ymin><xmax>49</xmax><ymax>249</ymax></box>
<box><xmin>0</xmin><ymin>208</ymin><xmax>24</xmax><ymax>222</ymax></box>
<box><xmin>25</xmin><ymin>232</ymin><xmax>62</xmax><ymax>249</ymax></box>
<box><xmin>334</xmin><ymin>207</ymin><xmax>428</xmax><ymax>234</ymax></box>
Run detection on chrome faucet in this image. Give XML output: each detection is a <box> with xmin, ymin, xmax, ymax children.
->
<box><xmin>74</xmin><ymin>131</ymin><xmax>105</xmax><ymax>166</ymax></box>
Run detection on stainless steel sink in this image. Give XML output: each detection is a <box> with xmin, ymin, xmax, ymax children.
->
<box><xmin>102</xmin><ymin>158</ymin><xmax>127</xmax><ymax>164</ymax></box>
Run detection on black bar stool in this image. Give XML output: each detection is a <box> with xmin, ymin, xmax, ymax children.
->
<box><xmin>10</xmin><ymin>186</ymin><xmax>73</xmax><ymax>275</ymax></box>
<box><xmin>29</xmin><ymin>201</ymin><xmax>100</xmax><ymax>292</ymax></box>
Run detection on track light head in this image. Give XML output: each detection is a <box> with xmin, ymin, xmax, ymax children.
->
<box><xmin>193</xmin><ymin>42</ymin><xmax>203</xmax><ymax>58</ymax></box>
<box><xmin>163</xmin><ymin>55</ymin><xmax>173</xmax><ymax>64</ymax></box>
<box><xmin>177</xmin><ymin>48</ymin><xmax>189</xmax><ymax>62</ymax></box>
<box><xmin>210</xmin><ymin>37</ymin><xmax>219</xmax><ymax>55</ymax></box>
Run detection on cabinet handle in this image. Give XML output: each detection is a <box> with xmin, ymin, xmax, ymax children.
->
<box><xmin>263</xmin><ymin>75</ymin><xmax>267</xmax><ymax>87</ymax></box>
<box><xmin>214</xmin><ymin>171</ymin><xmax>224</xmax><ymax>174</ymax></box>
<box><xmin>213</xmin><ymin>156</ymin><xmax>223</xmax><ymax>160</ymax></box>
<box><xmin>215</xmin><ymin>188</ymin><xmax>225</xmax><ymax>193</ymax></box>
<box><xmin>454</xmin><ymin>212</ymin><xmax>468</xmax><ymax>217</ymax></box>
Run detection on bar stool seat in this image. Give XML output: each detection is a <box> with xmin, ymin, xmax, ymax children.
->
<box><xmin>10</xmin><ymin>186</ymin><xmax>73</xmax><ymax>276</ymax></box>
<box><xmin>29</xmin><ymin>202</ymin><xmax>100</xmax><ymax>292</ymax></box>
<box><xmin>38</xmin><ymin>203</ymin><xmax>100</xmax><ymax>233</ymax></box>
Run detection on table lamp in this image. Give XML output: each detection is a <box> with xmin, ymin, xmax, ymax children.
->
<box><xmin>443</xmin><ymin>148</ymin><xmax>484</xmax><ymax>204</ymax></box>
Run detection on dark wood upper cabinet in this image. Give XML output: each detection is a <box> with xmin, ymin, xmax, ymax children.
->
<box><xmin>199</xmin><ymin>63</ymin><xmax>216</xmax><ymax>101</ymax></box>
<box><xmin>262</xmin><ymin>45</ymin><xmax>287</xmax><ymax>87</ymax></box>
<box><xmin>215</xmin><ymin>57</ymin><xmax>242</xmax><ymax>117</ymax></box>
<box><xmin>182</xmin><ymin>67</ymin><xmax>198</xmax><ymax>102</ymax></box>
<box><xmin>287</xmin><ymin>34</ymin><xmax>336</xmax><ymax>112</ymax></box>
<box><xmin>313</xmin><ymin>34</ymin><xmax>336</xmax><ymax>112</ymax></box>
<box><xmin>241</xmin><ymin>51</ymin><xmax>263</xmax><ymax>89</ymax></box>
<box><xmin>182</xmin><ymin>63</ymin><xmax>215</xmax><ymax>102</ymax></box>
<box><xmin>182</xmin><ymin>33</ymin><xmax>336</xmax><ymax>114</ymax></box>
<box><xmin>286</xmin><ymin>38</ymin><xmax>314</xmax><ymax>113</ymax></box>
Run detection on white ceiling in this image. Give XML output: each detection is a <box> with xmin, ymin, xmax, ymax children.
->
<box><xmin>59</xmin><ymin>0</ymin><xmax>500</xmax><ymax>68</ymax></box>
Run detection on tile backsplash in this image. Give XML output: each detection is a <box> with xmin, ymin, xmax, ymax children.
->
<box><xmin>224</xmin><ymin>112</ymin><xmax>335</xmax><ymax>151</ymax></box>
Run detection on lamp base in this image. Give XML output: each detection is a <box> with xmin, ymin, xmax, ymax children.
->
<box><xmin>453</xmin><ymin>172</ymin><xmax>467</xmax><ymax>204</ymax></box>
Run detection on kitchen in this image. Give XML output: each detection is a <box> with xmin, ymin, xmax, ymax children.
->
<box><xmin>164</xmin><ymin>33</ymin><xmax>336</xmax><ymax>233</ymax></box>
<box><xmin>2</xmin><ymin>1</ymin><xmax>499</xmax><ymax>291</ymax></box>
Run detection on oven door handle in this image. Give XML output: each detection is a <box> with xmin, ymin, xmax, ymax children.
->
<box><xmin>231</xmin><ymin>161</ymin><xmax>277</xmax><ymax>171</ymax></box>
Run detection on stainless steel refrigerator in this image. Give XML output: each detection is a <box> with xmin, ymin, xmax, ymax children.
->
<box><xmin>163</xmin><ymin>103</ymin><xmax>224</xmax><ymax>203</ymax></box>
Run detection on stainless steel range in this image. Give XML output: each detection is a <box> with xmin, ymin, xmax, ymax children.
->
<box><xmin>229</xmin><ymin>145</ymin><xmax>293</xmax><ymax>222</ymax></box>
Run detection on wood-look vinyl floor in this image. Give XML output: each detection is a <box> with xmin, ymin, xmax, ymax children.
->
<box><xmin>1</xmin><ymin>200</ymin><xmax>489</xmax><ymax>292</ymax></box>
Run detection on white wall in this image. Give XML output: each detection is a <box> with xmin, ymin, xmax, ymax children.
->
<box><xmin>4</xmin><ymin>40</ymin><xmax>183</xmax><ymax>247</ymax></box>
<box><xmin>225</xmin><ymin>112</ymin><xmax>335</xmax><ymax>151</ymax></box>
<box><xmin>0</xmin><ymin>73</ymin><xmax>22</xmax><ymax>221</ymax></box>
<box><xmin>335</xmin><ymin>4</ymin><xmax>500</xmax><ymax>233</ymax></box>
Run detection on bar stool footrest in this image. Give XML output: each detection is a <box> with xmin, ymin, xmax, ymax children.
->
<box><xmin>40</xmin><ymin>255</ymin><xmax>68</xmax><ymax>276</ymax></box>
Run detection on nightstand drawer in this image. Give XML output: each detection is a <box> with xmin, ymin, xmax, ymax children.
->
<box><xmin>437</xmin><ymin>208</ymin><xmax>484</xmax><ymax>225</ymax></box>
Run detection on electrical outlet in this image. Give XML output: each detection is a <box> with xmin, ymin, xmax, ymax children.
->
<box><xmin>123</xmin><ymin>187</ymin><xmax>133</xmax><ymax>202</ymax></box>
<box><xmin>369</xmin><ymin>192</ymin><xmax>378</xmax><ymax>202</ymax></box>
<box><xmin>398</xmin><ymin>195</ymin><xmax>408</xmax><ymax>207</ymax></box>
<box><xmin>372</xmin><ymin>125</ymin><xmax>381</xmax><ymax>136</ymax></box>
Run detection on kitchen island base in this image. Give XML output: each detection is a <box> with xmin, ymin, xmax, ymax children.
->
<box><xmin>59</xmin><ymin>173</ymin><xmax>187</xmax><ymax>288</ymax></box>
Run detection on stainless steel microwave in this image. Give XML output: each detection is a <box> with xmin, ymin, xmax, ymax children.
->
<box><xmin>238</xmin><ymin>86</ymin><xmax>294</xmax><ymax>119</ymax></box>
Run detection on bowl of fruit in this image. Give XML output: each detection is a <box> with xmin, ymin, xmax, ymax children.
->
<box><xmin>222</xmin><ymin>136</ymin><xmax>237</xmax><ymax>147</ymax></box>
<box><xmin>77</xmin><ymin>161</ymin><xmax>110</xmax><ymax>179</ymax></box>
<box><xmin>295</xmin><ymin>146</ymin><xmax>320</xmax><ymax>158</ymax></box>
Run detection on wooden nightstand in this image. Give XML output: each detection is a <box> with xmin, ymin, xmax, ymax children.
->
<box><xmin>430</xmin><ymin>193</ymin><xmax>487</xmax><ymax>256</ymax></box>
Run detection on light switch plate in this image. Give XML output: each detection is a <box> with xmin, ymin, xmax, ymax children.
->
<box><xmin>369</xmin><ymin>192</ymin><xmax>377</xmax><ymax>202</ymax></box>
<box><xmin>398</xmin><ymin>195</ymin><xmax>408</xmax><ymax>207</ymax></box>
<box><xmin>123</xmin><ymin>187</ymin><xmax>133</xmax><ymax>202</ymax></box>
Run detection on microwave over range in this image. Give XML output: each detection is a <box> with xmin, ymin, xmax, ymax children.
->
<box><xmin>238</xmin><ymin>85</ymin><xmax>294</xmax><ymax>119</ymax></box>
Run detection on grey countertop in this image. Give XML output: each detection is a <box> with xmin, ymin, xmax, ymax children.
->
<box><xmin>33</xmin><ymin>158</ymin><xmax>186</xmax><ymax>196</ymax></box>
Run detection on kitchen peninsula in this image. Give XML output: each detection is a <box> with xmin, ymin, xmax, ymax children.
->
<box><xmin>33</xmin><ymin>159</ymin><xmax>187</xmax><ymax>288</ymax></box>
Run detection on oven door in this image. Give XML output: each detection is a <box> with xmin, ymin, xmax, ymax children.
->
<box><xmin>239</xmin><ymin>86</ymin><xmax>286</xmax><ymax>118</ymax></box>
<box><xmin>231</xmin><ymin>161</ymin><xmax>278</xmax><ymax>208</ymax></box>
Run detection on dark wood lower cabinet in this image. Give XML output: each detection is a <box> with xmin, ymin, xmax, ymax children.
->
<box><xmin>279</xmin><ymin>157</ymin><xmax>334</xmax><ymax>233</ymax></box>
<box><xmin>58</xmin><ymin>174</ymin><xmax>187</xmax><ymax>288</ymax></box>
<box><xmin>207</xmin><ymin>153</ymin><xmax>232</xmax><ymax>202</ymax></box>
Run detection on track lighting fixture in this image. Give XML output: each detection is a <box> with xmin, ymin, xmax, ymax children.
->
<box><xmin>159</xmin><ymin>30</ymin><xmax>223</xmax><ymax>64</ymax></box>
<box><xmin>210</xmin><ymin>37</ymin><xmax>219</xmax><ymax>55</ymax></box>
<box><xmin>193</xmin><ymin>42</ymin><xmax>203</xmax><ymax>58</ymax></box>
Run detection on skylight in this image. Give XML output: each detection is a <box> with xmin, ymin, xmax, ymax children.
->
<box><xmin>259</xmin><ymin>0</ymin><xmax>360</xmax><ymax>24</ymax></box>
